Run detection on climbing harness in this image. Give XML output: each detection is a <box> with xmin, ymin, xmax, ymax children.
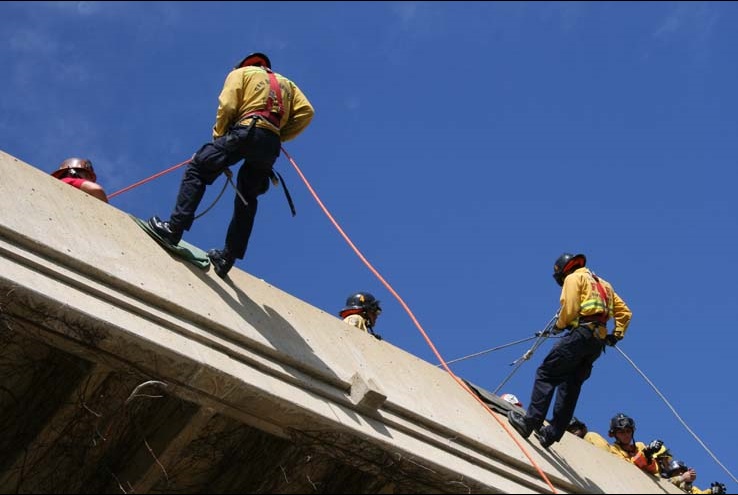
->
<box><xmin>579</xmin><ymin>272</ymin><xmax>611</xmax><ymax>324</ymax></box>
<box><xmin>240</xmin><ymin>66</ymin><xmax>284</xmax><ymax>129</ymax></box>
<box><xmin>240</xmin><ymin>67</ymin><xmax>296</xmax><ymax>217</ymax></box>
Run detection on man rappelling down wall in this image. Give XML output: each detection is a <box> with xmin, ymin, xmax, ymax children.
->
<box><xmin>507</xmin><ymin>252</ymin><xmax>632</xmax><ymax>449</ymax></box>
<box><xmin>147</xmin><ymin>52</ymin><xmax>314</xmax><ymax>278</ymax></box>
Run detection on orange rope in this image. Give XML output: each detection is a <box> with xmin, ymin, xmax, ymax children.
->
<box><xmin>108</xmin><ymin>158</ymin><xmax>191</xmax><ymax>199</ymax></box>
<box><xmin>281</xmin><ymin>146</ymin><xmax>557</xmax><ymax>493</ymax></box>
<box><xmin>106</xmin><ymin>147</ymin><xmax>558</xmax><ymax>492</ymax></box>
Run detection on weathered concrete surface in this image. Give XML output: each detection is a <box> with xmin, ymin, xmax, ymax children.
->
<box><xmin>0</xmin><ymin>150</ymin><xmax>683</xmax><ymax>493</ymax></box>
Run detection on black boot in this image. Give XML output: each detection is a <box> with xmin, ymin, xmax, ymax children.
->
<box><xmin>207</xmin><ymin>249</ymin><xmax>235</xmax><ymax>279</ymax></box>
<box><xmin>535</xmin><ymin>425</ymin><xmax>556</xmax><ymax>449</ymax></box>
<box><xmin>507</xmin><ymin>410</ymin><xmax>533</xmax><ymax>439</ymax></box>
<box><xmin>148</xmin><ymin>216</ymin><xmax>182</xmax><ymax>246</ymax></box>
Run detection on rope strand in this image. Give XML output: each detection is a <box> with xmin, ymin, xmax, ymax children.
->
<box><xmin>108</xmin><ymin>159</ymin><xmax>191</xmax><ymax>199</ymax></box>
<box><xmin>437</xmin><ymin>335</ymin><xmax>538</xmax><ymax>367</ymax></box>
<box><xmin>615</xmin><ymin>346</ymin><xmax>737</xmax><ymax>485</ymax></box>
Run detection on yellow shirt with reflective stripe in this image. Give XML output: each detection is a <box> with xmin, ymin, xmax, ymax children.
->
<box><xmin>609</xmin><ymin>441</ymin><xmax>659</xmax><ymax>474</ymax></box>
<box><xmin>557</xmin><ymin>268</ymin><xmax>632</xmax><ymax>340</ymax></box>
<box><xmin>212</xmin><ymin>66</ymin><xmax>314</xmax><ymax>142</ymax></box>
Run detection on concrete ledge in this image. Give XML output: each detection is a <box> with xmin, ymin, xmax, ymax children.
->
<box><xmin>0</xmin><ymin>149</ymin><xmax>684</xmax><ymax>494</ymax></box>
<box><xmin>350</xmin><ymin>372</ymin><xmax>387</xmax><ymax>410</ymax></box>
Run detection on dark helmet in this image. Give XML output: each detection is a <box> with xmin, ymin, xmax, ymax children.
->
<box><xmin>234</xmin><ymin>52</ymin><xmax>271</xmax><ymax>70</ymax></box>
<box><xmin>51</xmin><ymin>158</ymin><xmax>97</xmax><ymax>182</ymax></box>
<box><xmin>341</xmin><ymin>292</ymin><xmax>381</xmax><ymax>314</ymax></box>
<box><xmin>608</xmin><ymin>412</ymin><xmax>635</xmax><ymax>436</ymax></box>
<box><xmin>553</xmin><ymin>252</ymin><xmax>586</xmax><ymax>286</ymax></box>
<box><xmin>568</xmin><ymin>416</ymin><xmax>586</xmax><ymax>430</ymax></box>
<box><xmin>664</xmin><ymin>459</ymin><xmax>689</xmax><ymax>477</ymax></box>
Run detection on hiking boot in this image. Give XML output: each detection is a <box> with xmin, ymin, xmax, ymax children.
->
<box><xmin>507</xmin><ymin>410</ymin><xmax>533</xmax><ymax>439</ymax></box>
<box><xmin>148</xmin><ymin>216</ymin><xmax>182</xmax><ymax>246</ymax></box>
<box><xmin>535</xmin><ymin>425</ymin><xmax>556</xmax><ymax>449</ymax></box>
<box><xmin>207</xmin><ymin>248</ymin><xmax>235</xmax><ymax>279</ymax></box>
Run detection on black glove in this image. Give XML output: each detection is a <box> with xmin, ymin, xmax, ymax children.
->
<box><xmin>643</xmin><ymin>439</ymin><xmax>663</xmax><ymax>460</ymax></box>
<box><xmin>710</xmin><ymin>482</ymin><xmax>726</xmax><ymax>494</ymax></box>
<box><xmin>604</xmin><ymin>334</ymin><xmax>623</xmax><ymax>347</ymax></box>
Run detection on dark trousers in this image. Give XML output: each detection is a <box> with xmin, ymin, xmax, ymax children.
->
<box><xmin>169</xmin><ymin>125</ymin><xmax>280</xmax><ymax>259</ymax></box>
<box><xmin>526</xmin><ymin>326</ymin><xmax>604</xmax><ymax>441</ymax></box>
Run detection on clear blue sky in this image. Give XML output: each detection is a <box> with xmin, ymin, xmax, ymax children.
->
<box><xmin>2</xmin><ymin>1</ymin><xmax>736</xmax><ymax>490</ymax></box>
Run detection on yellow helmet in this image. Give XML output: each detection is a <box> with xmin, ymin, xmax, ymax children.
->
<box><xmin>654</xmin><ymin>444</ymin><xmax>671</xmax><ymax>460</ymax></box>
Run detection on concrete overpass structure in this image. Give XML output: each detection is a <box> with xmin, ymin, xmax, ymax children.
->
<box><xmin>0</xmin><ymin>150</ymin><xmax>681</xmax><ymax>493</ymax></box>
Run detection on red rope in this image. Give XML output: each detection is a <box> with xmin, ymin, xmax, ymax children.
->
<box><xmin>280</xmin><ymin>146</ymin><xmax>557</xmax><ymax>493</ymax></box>
<box><xmin>108</xmin><ymin>158</ymin><xmax>191</xmax><ymax>199</ymax></box>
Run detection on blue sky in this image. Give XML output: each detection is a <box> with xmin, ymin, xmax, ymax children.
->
<box><xmin>2</xmin><ymin>1</ymin><xmax>736</xmax><ymax>490</ymax></box>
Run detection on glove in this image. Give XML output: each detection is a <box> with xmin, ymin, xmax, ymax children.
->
<box><xmin>710</xmin><ymin>482</ymin><xmax>726</xmax><ymax>494</ymax></box>
<box><xmin>604</xmin><ymin>334</ymin><xmax>622</xmax><ymax>347</ymax></box>
<box><xmin>643</xmin><ymin>439</ymin><xmax>663</xmax><ymax>460</ymax></box>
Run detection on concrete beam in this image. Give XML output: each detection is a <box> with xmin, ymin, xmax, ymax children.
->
<box><xmin>0</xmin><ymin>150</ymin><xmax>683</xmax><ymax>494</ymax></box>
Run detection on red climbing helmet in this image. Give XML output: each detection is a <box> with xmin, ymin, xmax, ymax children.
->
<box><xmin>51</xmin><ymin>158</ymin><xmax>97</xmax><ymax>182</ymax></box>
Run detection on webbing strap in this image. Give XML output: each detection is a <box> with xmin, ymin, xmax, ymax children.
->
<box><xmin>243</xmin><ymin>68</ymin><xmax>283</xmax><ymax>128</ymax></box>
<box><xmin>591</xmin><ymin>274</ymin><xmax>610</xmax><ymax>323</ymax></box>
<box><xmin>234</xmin><ymin>113</ymin><xmax>296</xmax><ymax>217</ymax></box>
<box><xmin>272</xmin><ymin>170</ymin><xmax>296</xmax><ymax>217</ymax></box>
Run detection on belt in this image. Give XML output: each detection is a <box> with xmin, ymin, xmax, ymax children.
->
<box><xmin>577</xmin><ymin>320</ymin><xmax>607</xmax><ymax>340</ymax></box>
<box><xmin>579</xmin><ymin>314</ymin><xmax>607</xmax><ymax>324</ymax></box>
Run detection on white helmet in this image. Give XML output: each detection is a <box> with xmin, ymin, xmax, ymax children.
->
<box><xmin>501</xmin><ymin>393</ymin><xmax>523</xmax><ymax>407</ymax></box>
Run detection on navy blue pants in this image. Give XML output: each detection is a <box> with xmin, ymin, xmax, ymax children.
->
<box><xmin>526</xmin><ymin>325</ymin><xmax>604</xmax><ymax>442</ymax></box>
<box><xmin>169</xmin><ymin>125</ymin><xmax>280</xmax><ymax>259</ymax></box>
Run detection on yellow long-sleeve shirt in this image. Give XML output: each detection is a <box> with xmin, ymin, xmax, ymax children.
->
<box><xmin>669</xmin><ymin>477</ymin><xmax>711</xmax><ymax>494</ymax></box>
<box><xmin>343</xmin><ymin>314</ymin><xmax>370</xmax><ymax>334</ymax></box>
<box><xmin>583</xmin><ymin>431</ymin><xmax>611</xmax><ymax>451</ymax></box>
<box><xmin>212</xmin><ymin>66</ymin><xmax>314</xmax><ymax>142</ymax></box>
<box><xmin>609</xmin><ymin>441</ymin><xmax>659</xmax><ymax>475</ymax></box>
<box><xmin>557</xmin><ymin>267</ymin><xmax>632</xmax><ymax>340</ymax></box>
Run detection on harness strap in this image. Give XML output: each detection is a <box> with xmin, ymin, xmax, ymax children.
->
<box><xmin>590</xmin><ymin>273</ymin><xmax>610</xmax><ymax>324</ymax></box>
<box><xmin>235</xmin><ymin>113</ymin><xmax>296</xmax><ymax>218</ymax></box>
<box><xmin>243</xmin><ymin>68</ymin><xmax>284</xmax><ymax>129</ymax></box>
<box><xmin>271</xmin><ymin>169</ymin><xmax>296</xmax><ymax>217</ymax></box>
